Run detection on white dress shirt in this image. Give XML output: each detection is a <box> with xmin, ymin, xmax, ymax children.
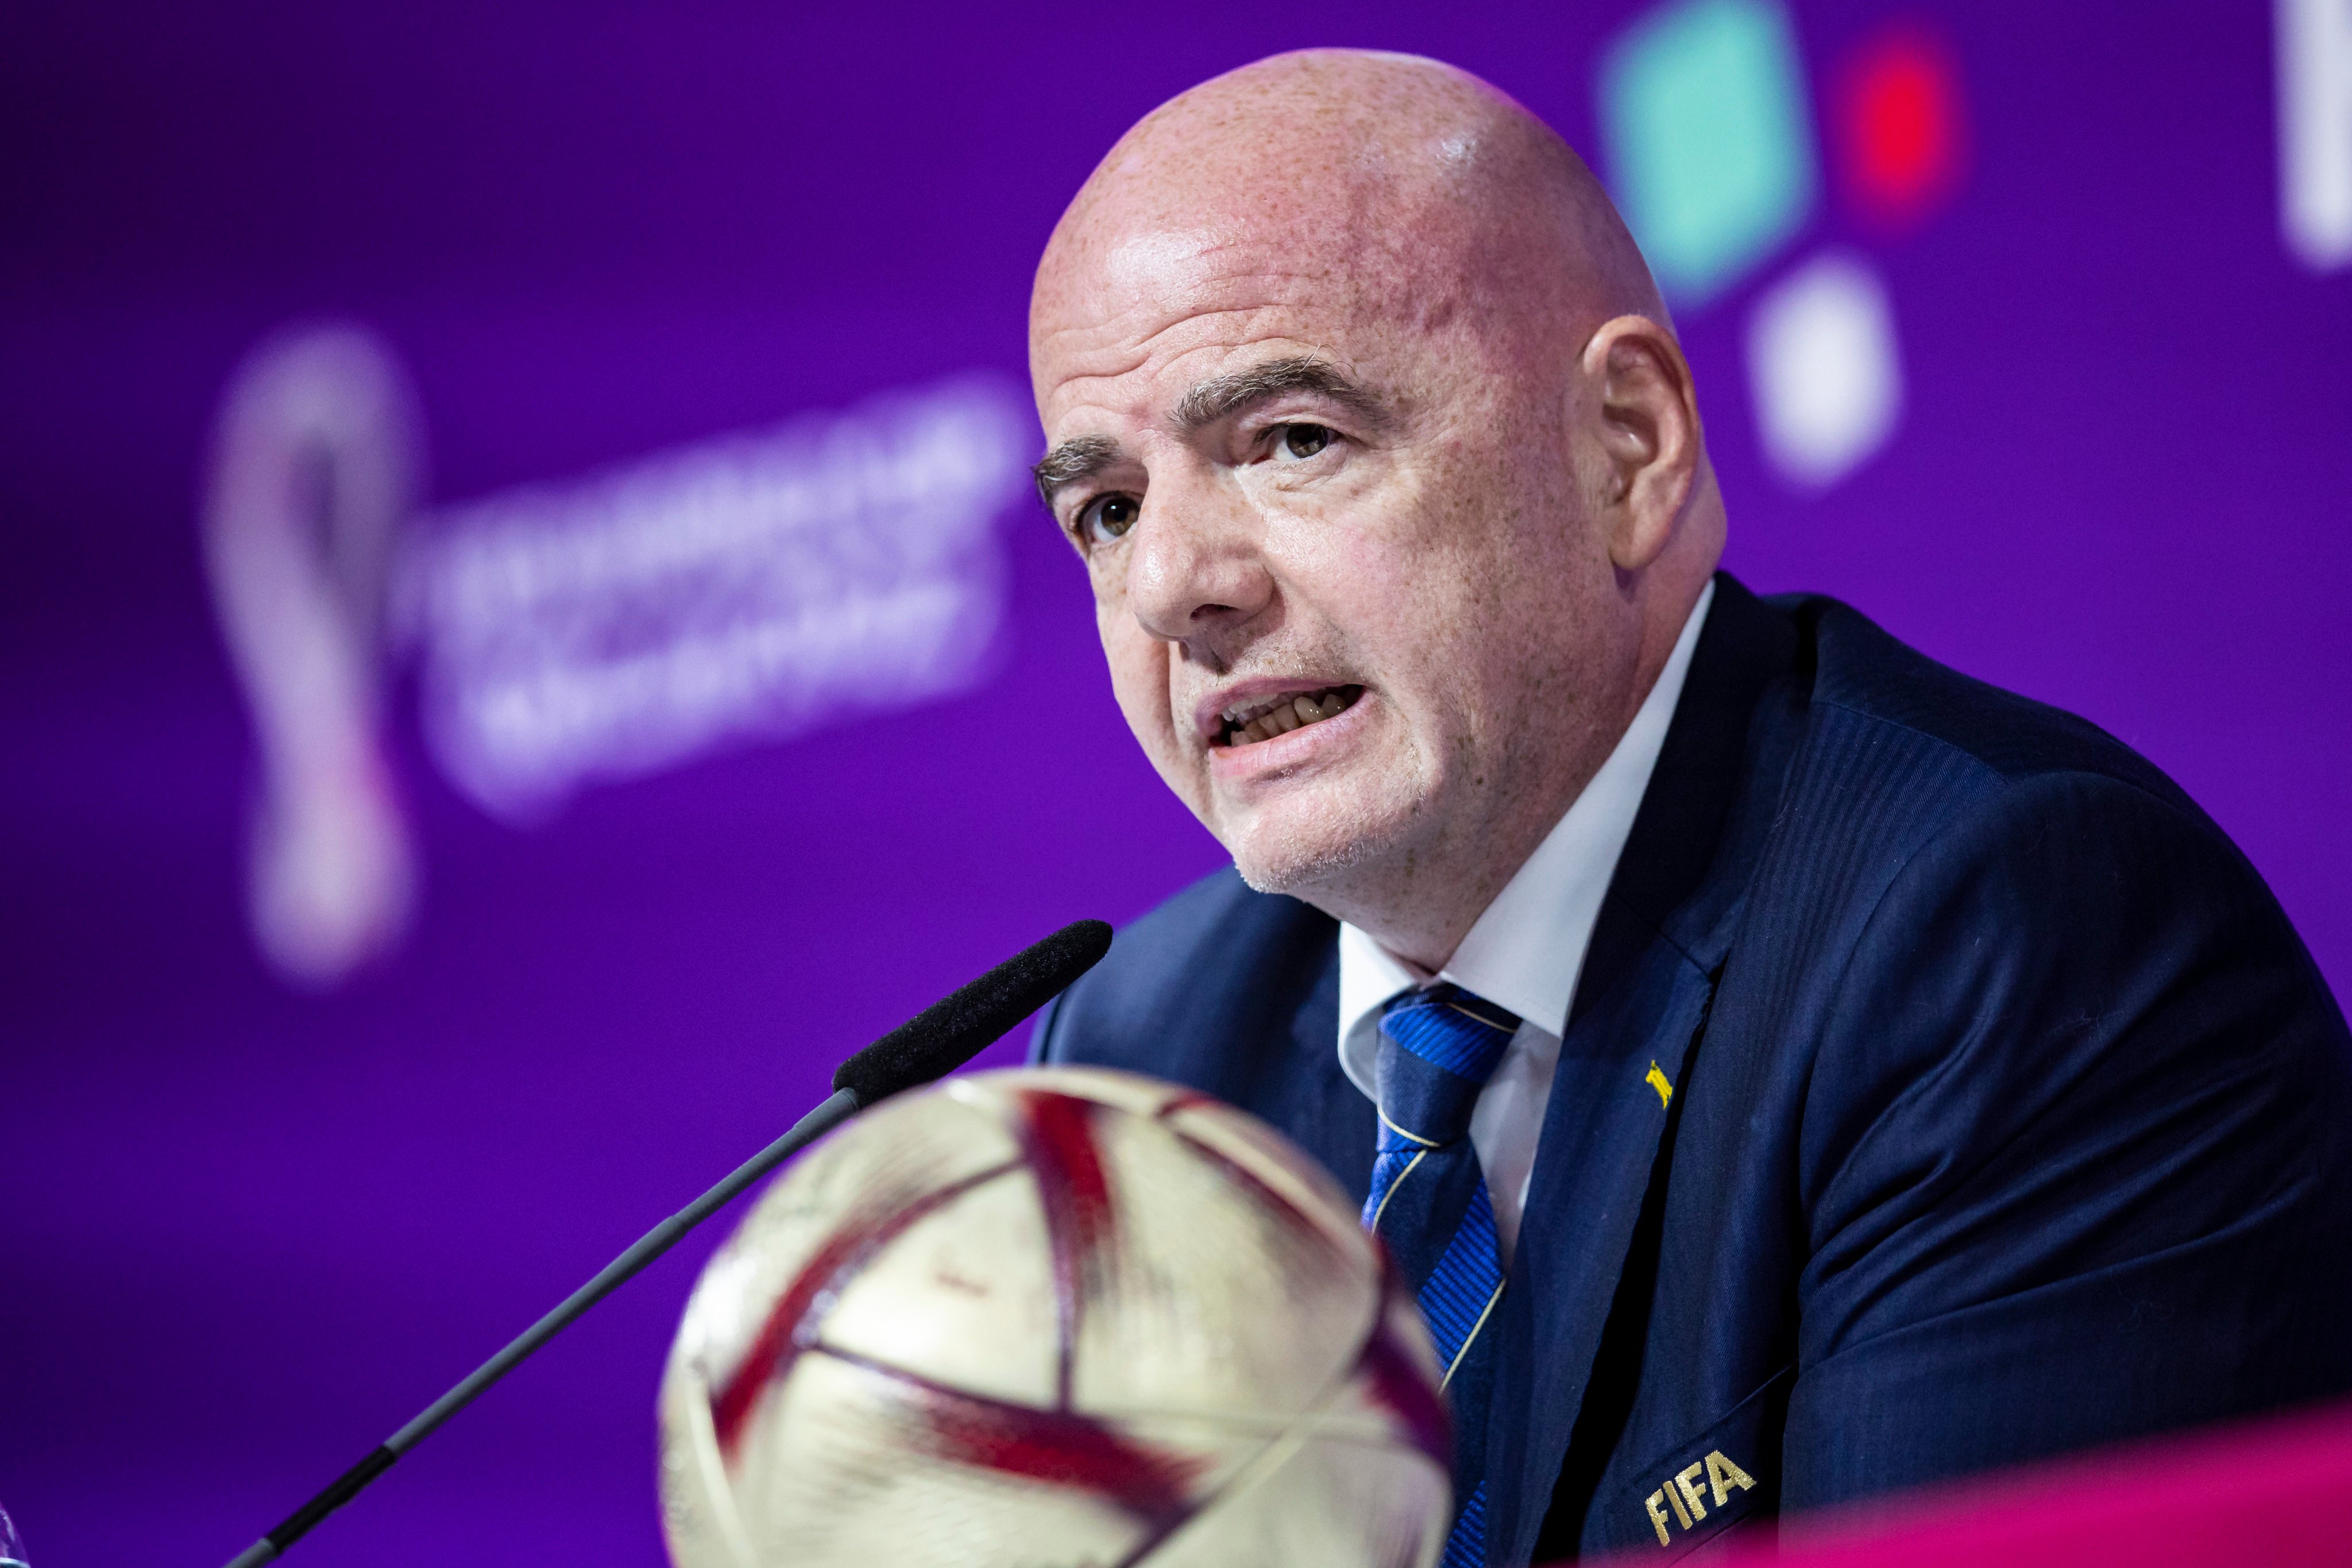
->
<box><xmin>1337</xmin><ymin>581</ymin><xmax>1714</xmax><ymax>1262</ymax></box>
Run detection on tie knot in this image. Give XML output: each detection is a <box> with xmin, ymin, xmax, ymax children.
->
<box><xmin>1374</xmin><ymin>984</ymin><xmax>1521</xmax><ymax>1148</ymax></box>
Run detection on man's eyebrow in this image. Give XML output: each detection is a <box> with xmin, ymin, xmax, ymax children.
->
<box><xmin>1032</xmin><ymin>433</ymin><xmax>1123</xmax><ymax>507</ymax></box>
<box><xmin>1173</xmin><ymin>356</ymin><xmax>1390</xmax><ymax>432</ymax></box>
<box><xmin>1030</xmin><ymin>357</ymin><xmax>1389</xmax><ymax>507</ymax></box>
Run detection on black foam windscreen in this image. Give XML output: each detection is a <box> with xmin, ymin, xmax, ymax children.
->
<box><xmin>831</xmin><ymin>918</ymin><xmax>1113</xmax><ymax>1107</ymax></box>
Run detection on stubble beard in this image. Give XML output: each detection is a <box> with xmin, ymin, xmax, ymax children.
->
<box><xmin>1218</xmin><ymin>768</ymin><xmax>1432</xmax><ymax>919</ymax></box>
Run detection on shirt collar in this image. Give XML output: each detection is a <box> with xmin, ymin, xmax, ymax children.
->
<box><xmin>1337</xmin><ymin>580</ymin><xmax>1716</xmax><ymax>1097</ymax></box>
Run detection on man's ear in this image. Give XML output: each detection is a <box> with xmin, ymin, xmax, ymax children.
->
<box><xmin>1579</xmin><ymin>315</ymin><xmax>1702</xmax><ymax>572</ymax></box>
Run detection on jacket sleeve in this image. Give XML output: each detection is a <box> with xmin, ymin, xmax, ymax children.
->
<box><xmin>1779</xmin><ymin>768</ymin><xmax>2352</xmax><ymax>1508</ymax></box>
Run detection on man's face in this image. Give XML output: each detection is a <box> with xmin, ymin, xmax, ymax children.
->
<box><xmin>1032</xmin><ymin>227</ymin><xmax>1624</xmax><ymax>906</ymax></box>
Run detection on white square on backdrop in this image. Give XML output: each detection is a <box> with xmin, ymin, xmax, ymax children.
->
<box><xmin>2278</xmin><ymin>0</ymin><xmax>2352</xmax><ymax>272</ymax></box>
<box><xmin>1745</xmin><ymin>250</ymin><xmax>1905</xmax><ymax>490</ymax></box>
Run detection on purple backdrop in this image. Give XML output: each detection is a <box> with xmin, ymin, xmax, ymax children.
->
<box><xmin>2</xmin><ymin>3</ymin><xmax>2346</xmax><ymax>1564</ymax></box>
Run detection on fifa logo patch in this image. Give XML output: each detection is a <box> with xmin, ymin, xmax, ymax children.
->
<box><xmin>1643</xmin><ymin>1449</ymin><xmax>1759</xmax><ymax>1547</ymax></box>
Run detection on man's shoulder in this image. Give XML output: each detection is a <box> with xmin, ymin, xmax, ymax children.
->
<box><xmin>1032</xmin><ymin>866</ymin><xmax>1337</xmax><ymax>1075</ymax></box>
<box><xmin>1775</xmin><ymin>590</ymin><xmax>2190</xmax><ymax>809</ymax></box>
<box><xmin>1706</xmin><ymin>586</ymin><xmax>2283</xmax><ymax>1005</ymax></box>
<box><xmin>1097</xmin><ymin>863</ymin><xmax>1337</xmax><ymax>1003</ymax></box>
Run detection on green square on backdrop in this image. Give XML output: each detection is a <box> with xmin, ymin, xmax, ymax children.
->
<box><xmin>1598</xmin><ymin>0</ymin><xmax>1818</xmax><ymax>305</ymax></box>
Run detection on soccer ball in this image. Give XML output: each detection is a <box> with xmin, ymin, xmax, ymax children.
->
<box><xmin>657</xmin><ymin>1065</ymin><xmax>1452</xmax><ymax>1568</ymax></box>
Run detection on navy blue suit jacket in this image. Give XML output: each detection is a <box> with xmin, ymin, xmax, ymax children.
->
<box><xmin>1032</xmin><ymin>574</ymin><xmax>2352</xmax><ymax>1562</ymax></box>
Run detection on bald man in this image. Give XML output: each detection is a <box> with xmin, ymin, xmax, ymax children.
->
<box><xmin>1026</xmin><ymin>50</ymin><xmax>2352</xmax><ymax>1565</ymax></box>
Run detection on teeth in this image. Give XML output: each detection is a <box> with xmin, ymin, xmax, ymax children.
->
<box><xmin>1221</xmin><ymin>693</ymin><xmax>1288</xmax><ymax>724</ymax></box>
<box><xmin>1218</xmin><ymin>686</ymin><xmax>1361</xmax><ymax>747</ymax></box>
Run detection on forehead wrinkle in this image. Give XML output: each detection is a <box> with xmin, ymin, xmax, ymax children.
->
<box><xmin>1034</xmin><ymin>204</ymin><xmax>1477</xmax><ymax>427</ymax></box>
<box><xmin>1036</xmin><ymin>301</ymin><xmax>1339</xmax><ymax>434</ymax></box>
<box><xmin>1034</xmin><ymin>264</ymin><xmax>1335</xmax><ymax>367</ymax></box>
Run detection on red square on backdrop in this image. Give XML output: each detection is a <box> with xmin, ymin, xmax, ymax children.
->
<box><xmin>1836</xmin><ymin>23</ymin><xmax>1968</xmax><ymax>232</ymax></box>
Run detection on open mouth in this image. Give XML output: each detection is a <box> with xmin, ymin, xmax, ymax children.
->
<box><xmin>1215</xmin><ymin>685</ymin><xmax>1364</xmax><ymax>748</ymax></box>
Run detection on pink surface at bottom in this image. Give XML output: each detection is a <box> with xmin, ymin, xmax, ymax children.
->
<box><xmin>1578</xmin><ymin>1396</ymin><xmax>2352</xmax><ymax>1567</ymax></box>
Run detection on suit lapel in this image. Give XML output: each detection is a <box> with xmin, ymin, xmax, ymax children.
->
<box><xmin>1486</xmin><ymin>945</ymin><xmax>1719</xmax><ymax>1564</ymax></box>
<box><xmin>1278</xmin><ymin>938</ymin><xmax>1376</xmax><ymax>1208</ymax></box>
<box><xmin>1485</xmin><ymin>575</ymin><xmax>1806</xmax><ymax>1564</ymax></box>
<box><xmin>1569</xmin><ymin>576</ymin><xmax>1802</xmax><ymax>1038</ymax></box>
<box><xmin>1185</xmin><ymin>902</ymin><xmax>1375</xmax><ymax>1208</ymax></box>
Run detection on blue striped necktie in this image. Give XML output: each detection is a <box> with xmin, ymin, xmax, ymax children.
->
<box><xmin>1364</xmin><ymin>983</ymin><xmax>1520</xmax><ymax>1568</ymax></box>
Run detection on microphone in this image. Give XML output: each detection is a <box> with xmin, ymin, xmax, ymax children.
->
<box><xmin>221</xmin><ymin>917</ymin><xmax>1113</xmax><ymax>1568</ymax></box>
<box><xmin>830</xmin><ymin>917</ymin><xmax>1113</xmax><ymax>1106</ymax></box>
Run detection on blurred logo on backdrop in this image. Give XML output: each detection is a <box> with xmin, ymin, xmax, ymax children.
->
<box><xmin>1597</xmin><ymin>0</ymin><xmax>2343</xmax><ymax>497</ymax></box>
<box><xmin>2278</xmin><ymin>0</ymin><xmax>2352</xmax><ymax>273</ymax></box>
<box><xmin>203</xmin><ymin>325</ymin><xmax>423</xmax><ymax>991</ymax></box>
<box><xmin>399</xmin><ymin>377</ymin><xmax>1025</xmax><ymax>820</ymax></box>
<box><xmin>1595</xmin><ymin>0</ymin><xmax>1965</xmax><ymax>492</ymax></box>
<box><xmin>202</xmin><ymin>325</ymin><xmax>1032</xmax><ymax>988</ymax></box>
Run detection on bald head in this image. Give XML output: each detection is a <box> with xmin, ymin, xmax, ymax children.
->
<box><xmin>1028</xmin><ymin>51</ymin><xmax>1723</xmax><ymax>970</ymax></box>
<box><xmin>1034</xmin><ymin>50</ymin><xmax>1666</xmax><ymax>381</ymax></box>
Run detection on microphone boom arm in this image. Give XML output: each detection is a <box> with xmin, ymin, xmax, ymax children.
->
<box><xmin>223</xmin><ymin>1087</ymin><xmax>860</xmax><ymax>1568</ymax></box>
<box><xmin>218</xmin><ymin>917</ymin><xmax>1111</xmax><ymax>1568</ymax></box>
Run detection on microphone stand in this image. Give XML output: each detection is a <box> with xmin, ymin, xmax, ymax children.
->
<box><xmin>218</xmin><ymin>918</ymin><xmax>1111</xmax><ymax>1568</ymax></box>
<box><xmin>225</xmin><ymin>1089</ymin><xmax>859</xmax><ymax>1568</ymax></box>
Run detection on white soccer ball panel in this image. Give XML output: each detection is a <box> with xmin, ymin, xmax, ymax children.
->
<box><xmin>673</xmin><ymin>1083</ymin><xmax>1024</xmax><ymax>1391</ymax></box>
<box><xmin>1127</xmin><ymin>1278</ymin><xmax>1455</xmax><ymax>1568</ymax></box>
<box><xmin>1138</xmin><ymin>1428</ymin><xmax>1451</xmax><ymax>1568</ymax></box>
<box><xmin>728</xmin><ymin>1350</ymin><xmax>1167</xmax><ymax>1568</ymax></box>
<box><xmin>1158</xmin><ymin>1093</ymin><xmax>1366</xmax><ymax>1254</ymax></box>
<box><xmin>658</xmin><ymin>1360</ymin><xmax>752</xmax><ymax>1568</ymax></box>
<box><xmin>819</xmin><ymin>1162</ymin><xmax>1059</xmax><ymax>1407</ymax></box>
<box><xmin>1069</xmin><ymin>1095</ymin><xmax>1378</xmax><ymax>1419</ymax></box>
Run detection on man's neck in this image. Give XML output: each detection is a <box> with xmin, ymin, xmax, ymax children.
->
<box><xmin>1301</xmin><ymin>577</ymin><xmax>1712</xmax><ymax>972</ymax></box>
<box><xmin>1309</xmin><ymin>778</ymin><xmax>1600</xmax><ymax>973</ymax></box>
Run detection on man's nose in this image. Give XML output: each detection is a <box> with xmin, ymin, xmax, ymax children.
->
<box><xmin>1123</xmin><ymin>475</ymin><xmax>1274</xmax><ymax>647</ymax></box>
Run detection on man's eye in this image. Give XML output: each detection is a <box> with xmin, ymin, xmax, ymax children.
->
<box><xmin>1273</xmin><ymin>423</ymin><xmax>1334</xmax><ymax>462</ymax></box>
<box><xmin>1077</xmin><ymin>493</ymin><xmax>1141</xmax><ymax>544</ymax></box>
